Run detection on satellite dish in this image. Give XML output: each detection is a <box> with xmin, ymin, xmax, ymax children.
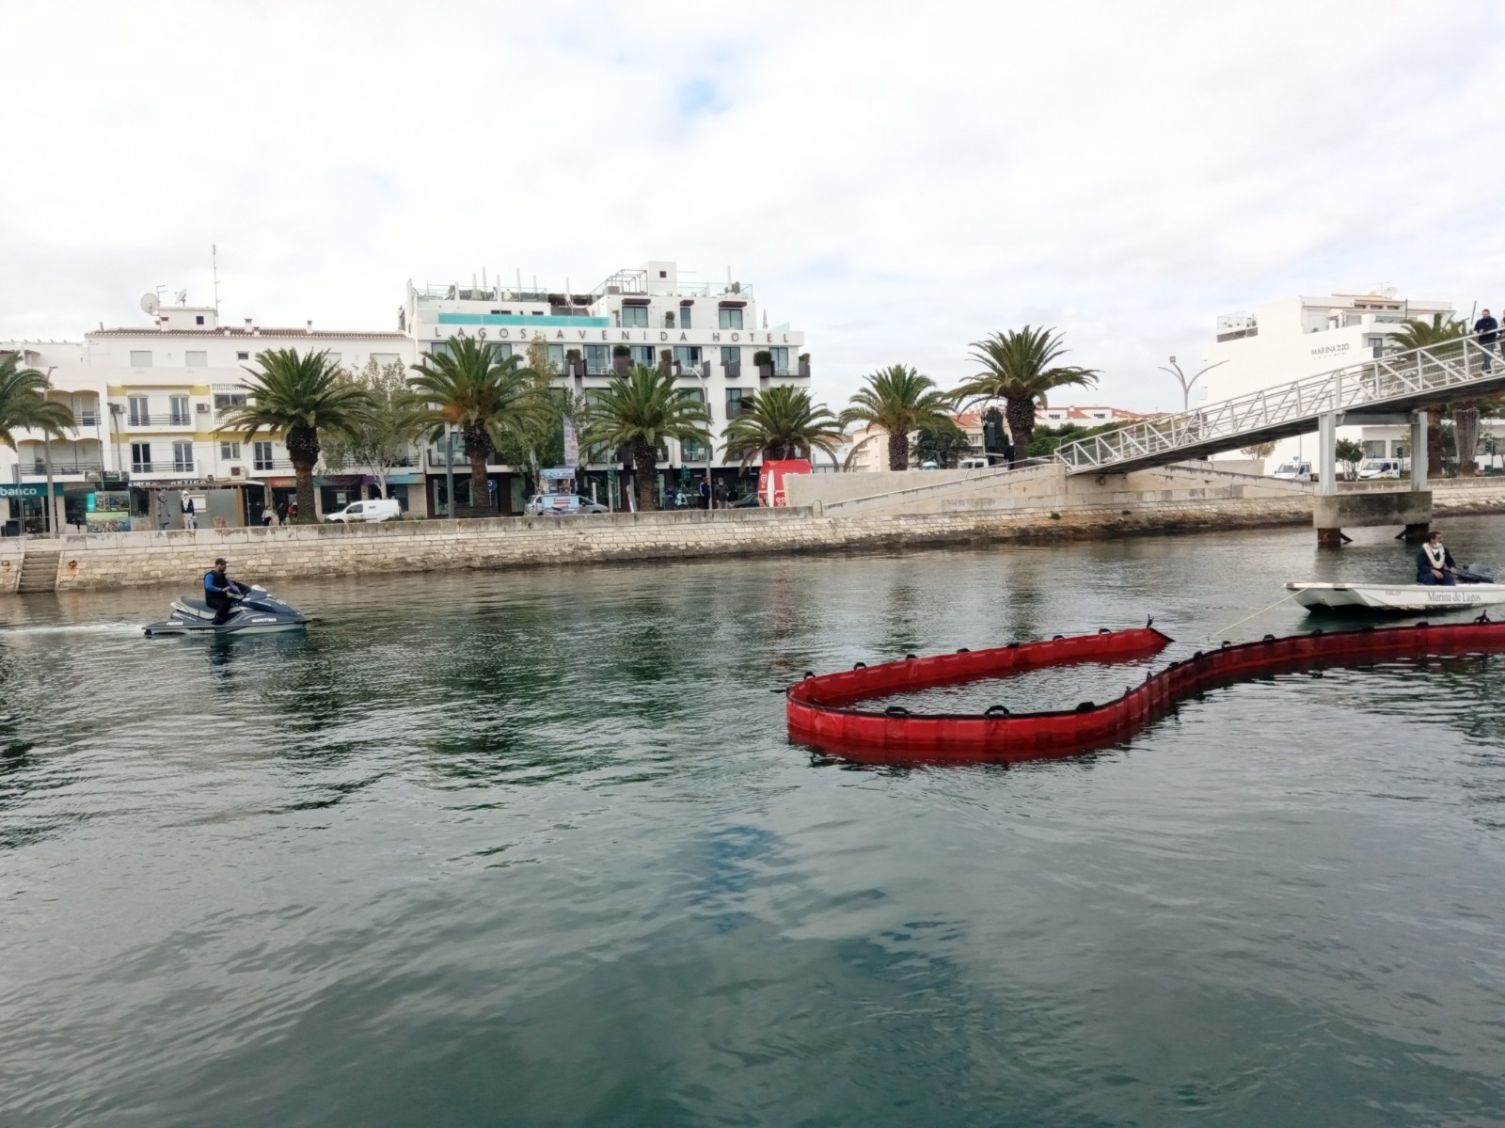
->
<box><xmin>174</xmin><ymin>289</ymin><xmax>187</xmax><ymax>305</ymax></box>
<box><xmin>140</xmin><ymin>292</ymin><xmax>160</xmax><ymax>316</ymax></box>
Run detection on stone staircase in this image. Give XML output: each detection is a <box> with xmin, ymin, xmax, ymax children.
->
<box><xmin>17</xmin><ymin>548</ymin><xmax>60</xmax><ymax>594</ymax></box>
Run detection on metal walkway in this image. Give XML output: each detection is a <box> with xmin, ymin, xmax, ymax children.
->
<box><xmin>1055</xmin><ymin>337</ymin><xmax>1505</xmax><ymax>475</ymax></box>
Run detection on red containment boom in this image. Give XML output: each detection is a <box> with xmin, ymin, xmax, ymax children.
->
<box><xmin>786</xmin><ymin>619</ymin><xmax>1505</xmax><ymax>764</ymax></box>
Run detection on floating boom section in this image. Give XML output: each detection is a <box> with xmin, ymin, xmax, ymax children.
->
<box><xmin>787</xmin><ymin>621</ymin><xmax>1505</xmax><ymax>764</ymax></box>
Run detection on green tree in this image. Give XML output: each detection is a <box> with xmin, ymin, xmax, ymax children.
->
<box><xmin>839</xmin><ymin>364</ymin><xmax>952</xmax><ymax>471</ymax></box>
<box><xmin>580</xmin><ymin>365</ymin><xmax>710</xmax><ymax>511</ymax></box>
<box><xmin>0</xmin><ymin>355</ymin><xmax>75</xmax><ymax>449</ymax></box>
<box><xmin>223</xmin><ymin>348</ymin><xmax>368</xmax><ymax>521</ymax></box>
<box><xmin>720</xmin><ymin>385</ymin><xmax>845</xmax><ymax>469</ymax></box>
<box><xmin>1388</xmin><ymin>314</ymin><xmax>1468</xmax><ymax>478</ymax></box>
<box><xmin>320</xmin><ymin>359</ymin><xmax>427</xmax><ymax>500</ymax></box>
<box><xmin>912</xmin><ymin>418</ymin><xmax>972</xmax><ymax>468</ymax></box>
<box><xmin>1027</xmin><ymin>421</ymin><xmax>1124</xmax><ymax>459</ymax></box>
<box><xmin>408</xmin><ymin>337</ymin><xmax>551</xmax><ymax>516</ymax></box>
<box><xmin>953</xmin><ymin>327</ymin><xmax>1098</xmax><ymax>464</ymax></box>
<box><xmin>1335</xmin><ymin>437</ymin><xmax>1364</xmax><ymax>480</ymax></box>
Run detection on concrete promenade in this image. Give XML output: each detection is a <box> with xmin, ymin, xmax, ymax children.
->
<box><xmin>4</xmin><ymin>478</ymin><xmax>1503</xmax><ymax>595</ymax></box>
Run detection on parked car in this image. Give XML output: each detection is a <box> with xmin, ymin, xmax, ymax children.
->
<box><xmin>1357</xmin><ymin>457</ymin><xmax>1407</xmax><ymax>480</ymax></box>
<box><xmin>525</xmin><ymin>493</ymin><xmax>608</xmax><ymax>516</ymax></box>
<box><xmin>326</xmin><ymin>498</ymin><xmax>401</xmax><ymax>523</ymax></box>
<box><xmin>729</xmin><ymin>492</ymin><xmax>761</xmax><ymax>508</ymax></box>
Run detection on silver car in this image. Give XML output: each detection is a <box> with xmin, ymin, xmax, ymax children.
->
<box><xmin>524</xmin><ymin>493</ymin><xmax>609</xmax><ymax>516</ymax></box>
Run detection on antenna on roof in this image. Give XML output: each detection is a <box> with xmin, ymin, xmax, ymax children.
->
<box><xmin>212</xmin><ymin>244</ymin><xmax>221</xmax><ymax>314</ymax></box>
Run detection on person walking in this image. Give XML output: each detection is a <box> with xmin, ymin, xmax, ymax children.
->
<box><xmin>1475</xmin><ymin>308</ymin><xmax>1498</xmax><ymax>372</ymax></box>
<box><xmin>286</xmin><ymin>500</ymin><xmax>299</xmax><ymax>523</ymax></box>
<box><xmin>181</xmin><ymin>491</ymin><xmax>197</xmax><ymax>531</ymax></box>
<box><xmin>261</xmin><ymin>504</ymin><xmax>276</xmax><ymax>528</ymax></box>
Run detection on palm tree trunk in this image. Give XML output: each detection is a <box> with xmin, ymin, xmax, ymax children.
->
<box><xmin>293</xmin><ymin>461</ymin><xmax>317</xmax><ymax>523</ymax></box>
<box><xmin>634</xmin><ymin>441</ymin><xmax>658</xmax><ymax>511</ymax></box>
<box><xmin>1454</xmin><ymin>403</ymin><xmax>1480</xmax><ymax>477</ymax></box>
<box><xmin>887</xmin><ymin>431</ymin><xmax>909</xmax><ymax>471</ymax></box>
<box><xmin>1004</xmin><ymin>397</ymin><xmax>1035</xmax><ymax>465</ymax></box>
<box><xmin>1427</xmin><ymin>406</ymin><xmax>1445</xmax><ymax>479</ymax></box>
<box><xmin>469</xmin><ymin>453</ymin><xmax>490</xmax><ymax>517</ymax></box>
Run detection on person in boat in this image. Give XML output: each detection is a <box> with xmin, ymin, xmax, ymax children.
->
<box><xmin>204</xmin><ymin>557</ymin><xmax>249</xmax><ymax>623</ymax></box>
<box><xmin>1416</xmin><ymin>531</ymin><xmax>1458</xmax><ymax>586</ymax></box>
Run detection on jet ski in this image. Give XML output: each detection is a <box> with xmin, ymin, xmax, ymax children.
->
<box><xmin>143</xmin><ymin>584</ymin><xmax>310</xmax><ymax>637</ymax></box>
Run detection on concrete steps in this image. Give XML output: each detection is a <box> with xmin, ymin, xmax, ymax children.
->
<box><xmin>17</xmin><ymin>549</ymin><xmax>60</xmax><ymax>594</ymax></box>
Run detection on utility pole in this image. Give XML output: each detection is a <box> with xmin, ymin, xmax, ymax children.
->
<box><xmin>445</xmin><ymin>423</ymin><xmax>457</xmax><ymax>519</ymax></box>
<box><xmin>1159</xmin><ymin>355</ymin><xmax>1228</xmax><ymax>413</ymax></box>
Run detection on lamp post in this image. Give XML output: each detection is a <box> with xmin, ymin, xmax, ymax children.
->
<box><xmin>697</xmin><ymin>365</ymin><xmax>714</xmax><ymax>510</ymax></box>
<box><xmin>1159</xmin><ymin>355</ymin><xmax>1228</xmax><ymax>413</ymax></box>
<box><xmin>42</xmin><ymin>367</ymin><xmax>57</xmax><ymax>538</ymax></box>
<box><xmin>444</xmin><ymin>422</ymin><xmax>457</xmax><ymax>519</ymax></box>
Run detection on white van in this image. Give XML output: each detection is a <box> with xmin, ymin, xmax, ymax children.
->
<box><xmin>1271</xmin><ymin>460</ymin><xmax>1314</xmax><ymax>481</ymax></box>
<box><xmin>958</xmin><ymin>457</ymin><xmax>991</xmax><ymax>470</ymax></box>
<box><xmin>1357</xmin><ymin>457</ymin><xmax>1407</xmax><ymax>480</ymax></box>
<box><xmin>326</xmin><ymin>498</ymin><xmax>401</xmax><ymax>523</ymax></box>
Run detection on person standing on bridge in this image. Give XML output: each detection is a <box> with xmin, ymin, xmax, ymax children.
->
<box><xmin>1474</xmin><ymin>308</ymin><xmax>1498</xmax><ymax>372</ymax></box>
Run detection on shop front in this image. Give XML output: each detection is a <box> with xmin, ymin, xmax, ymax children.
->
<box><xmin>0</xmin><ymin>482</ymin><xmax>64</xmax><ymax>536</ymax></box>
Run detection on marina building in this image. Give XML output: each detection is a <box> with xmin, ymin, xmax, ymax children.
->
<box><xmin>0</xmin><ymin>260</ymin><xmax>810</xmax><ymax>531</ymax></box>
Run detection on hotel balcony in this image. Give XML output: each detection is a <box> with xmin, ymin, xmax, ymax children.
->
<box><xmin>15</xmin><ymin>439</ymin><xmax>107</xmax><ymax>481</ymax></box>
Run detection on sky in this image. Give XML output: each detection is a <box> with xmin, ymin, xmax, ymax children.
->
<box><xmin>5</xmin><ymin>0</ymin><xmax>1505</xmax><ymax>413</ymax></box>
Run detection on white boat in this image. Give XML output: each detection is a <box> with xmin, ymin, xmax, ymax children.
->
<box><xmin>1285</xmin><ymin>581</ymin><xmax>1505</xmax><ymax>613</ymax></box>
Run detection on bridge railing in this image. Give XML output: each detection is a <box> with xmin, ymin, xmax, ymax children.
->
<box><xmin>1054</xmin><ymin>336</ymin><xmax>1492</xmax><ymax>471</ymax></box>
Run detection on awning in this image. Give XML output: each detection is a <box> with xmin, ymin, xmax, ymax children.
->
<box><xmin>718</xmin><ymin>299</ymin><xmax>748</xmax><ymax>307</ymax></box>
<box><xmin>622</xmin><ymin>296</ymin><xmax>651</xmax><ymax>305</ymax></box>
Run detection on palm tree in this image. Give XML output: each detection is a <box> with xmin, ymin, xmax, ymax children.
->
<box><xmin>580</xmin><ymin>365</ymin><xmax>710</xmax><ymax>511</ymax></box>
<box><xmin>1388</xmin><ymin>315</ymin><xmax>1468</xmax><ymax>478</ymax></box>
<box><xmin>953</xmin><ymin>327</ymin><xmax>1098</xmax><ymax>464</ymax></box>
<box><xmin>409</xmin><ymin>338</ymin><xmax>551</xmax><ymax>516</ymax></box>
<box><xmin>0</xmin><ymin>355</ymin><xmax>75</xmax><ymax>449</ymax></box>
<box><xmin>839</xmin><ymin>365</ymin><xmax>953</xmax><ymax>471</ymax></box>
<box><xmin>222</xmin><ymin>348</ymin><xmax>368</xmax><ymax>521</ymax></box>
<box><xmin>721</xmin><ymin>385</ymin><xmax>845</xmax><ymax>469</ymax></box>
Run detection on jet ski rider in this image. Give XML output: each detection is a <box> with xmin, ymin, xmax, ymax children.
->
<box><xmin>204</xmin><ymin>557</ymin><xmax>249</xmax><ymax>623</ymax></box>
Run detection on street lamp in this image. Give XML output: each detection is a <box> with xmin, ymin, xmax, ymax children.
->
<box><xmin>1159</xmin><ymin>355</ymin><xmax>1228</xmax><ymax>413</ymax></box>
<box><xmin>696</xmin><ymin>364</ymin><xmax>714</xmax><ymax>510</ymax></box>
<box><xmin>444</xmin><ymin>422</ymin><xmax>457</xmax><ymax>519</ymax></box>
<box><xmin>42</xmin><ymin>367</ymin><xmax>57</xmax><ymax>538</ymax></box>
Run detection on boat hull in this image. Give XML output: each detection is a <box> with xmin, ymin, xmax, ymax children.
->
<box><xmin>1285</xmin><ymin>581</ymin><xmax>1505</xmax><ymax>613</ymax></box>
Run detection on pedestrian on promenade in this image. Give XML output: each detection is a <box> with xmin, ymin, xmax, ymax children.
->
<box><xmin>699</xmin><ymin>478</ymin><xmax>712</xmax><ymax>510</ymax></box>
<box><xmin>287</xmin><ymin>500</ymin><xmax>299</xmax><ymax>523</ymax></box>
<box><xmin>1475</xmin><ymin>308</ymin><xmax>1498</xmax><ymax>372</ymax></box>
<box><xmin>262</xmin><ymin>504</ymin><xmax>276</xmax><ymax>527</ymax></box>
<box><xmin>181</xmin><ymin>491</ymin><xmax>197</xmax><ymax>531</ymax></box>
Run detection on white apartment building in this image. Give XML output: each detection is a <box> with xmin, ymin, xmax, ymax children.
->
<box><xmin>1</xmin><ymin>260</ymin><xmax>810</xmax><ymax>531</ymax></box>
<box><xmin>1198</xmin><ymin>291</ymin><xmax>1455</xmax><ymax>470</ymax></box>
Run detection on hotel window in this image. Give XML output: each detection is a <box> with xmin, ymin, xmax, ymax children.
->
<box><xmin>236</xmin><ymin>351</ymin><xmax>250</xmax><ymax>361</ymax></box>
<box><xmin>128</xmin><ymin>395</ymin><xmax>150</xmax><ymax>426</ymax></box>
<box><xmin>720</xmin><ymin>346</ymin><xmax>740</xmax><ymax>372</ymax></box>
<box><xmin>130</xmin><ymin>442</ymin><xmax>152</xmax><ymax>472</ymax></box>
<box><xmin>621</xmin><ymin>305</ymin><xmax>649</xmax><ymax>328</ymax></box>
<box><xmin>547</xmin><ymin>343</ymin><xmax>566</xmax><ymax>373</ymax></box>
<box><xmin>673</xmin><ymin>346</ymin><xmax>702</xmax><ymax>369</ymax></box>
<box><xmin>129</xmin><ymin>350</ymin><xmax>152</xmax><ymax>368</ymax></box>
<box><xmin>679</xmin><ymin>305</ymin><xmax>693</xmax><ymax>330</ymax></box>
<box><xmin>725</xmin><ymin>388</ymin><xmax>748</xmax><ymax>420</ymax></box>
<box><xmin>185</xmin><ymin>351</ymin><xmax>207</xmax><ymax>368</ymax></box>
<box><xmin>632</xmin><ymin>345</ymin><xmax>656</xmax><ymax>368</ymax></box>
<box><xmin>769</xmin><ymin>347</ymin><xmax>790</xmax><ymax>376</ymax></box>
<box><xmin>491</xmin><ymin>342</ymin><xmax>512</xmax><ymax>360</ymax></box>
<box><xmin>172</xmin><ymin>441</ymin><xmax>194</xmax><ymax>472</ymax></box>
<box><xmin>253</xmin><ymin>441</ymin><xmax>275</xmax><ymax>471</ymax></box>
<box><xmin>428</xmin><ymin>341</ymin><xmax>453</xmax><ymax>360</ymax></box>
<box><xmin>682</xmin><ymin>436</ymin><xmax>707</xmax><ymax>462</ymax></box>
<box><xmin>169</xmin><ymin>395</ymin><xmax>190</xmax><ymax>425</ymax></box>
<box><xmin>718</xmin><ymin>307</ymin><xmax>743</xmax><ymax>330</ymax></box>
<box><xmin>220</xmin><ymin>441</ymin><xmax>242</xmax><ymax>460</ymax></box>
<box><xmin>214</xmin><ymin>392</ymin><xmax>246</xmax><ymax>415</ymax></box>
<box><xmin>584</xmin><ymin>345</ymin><xmax>609</xmax><ymax>374</ymax></box>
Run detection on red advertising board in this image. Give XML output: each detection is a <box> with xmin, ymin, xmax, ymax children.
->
<box><xmin>756</xmin><ymin>459</ymin><xmax>812</xmax><ymax>507</ymax></box>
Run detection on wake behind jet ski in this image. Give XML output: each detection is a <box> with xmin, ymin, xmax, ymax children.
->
<box><xmin>143</xmin><ymin>557</ymin><xmax>309</xmax><ymax>636</ymax></box>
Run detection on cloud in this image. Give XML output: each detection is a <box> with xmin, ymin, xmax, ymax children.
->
<box><xmin>4</xmin><ymin>0</ymin><xmax>1505</xmax><ymax>413</ymax></box>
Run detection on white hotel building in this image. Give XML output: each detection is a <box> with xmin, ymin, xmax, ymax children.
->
<box><xmin>0</xmin><ymin>260</ymin><xmax>808</xmax><ymax>531</ymax></box>
<box><xmin>1198</xmin><ymin>291</ymin><xmax>1455</xmax><ymax>470</ymax></box>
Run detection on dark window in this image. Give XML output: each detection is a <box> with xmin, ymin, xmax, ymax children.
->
<box><xmin>720</xmin><ymin>346</ymin><xmax>740</xmax><ymax>369</ymax></box>
<box><xmin>195</xmin><ymin>315</ymin><xmax>205</xmax><ymax>325</ymax></box>
<box><xmin>621</xmin><ymin>305</ymin><xmax>648</xmax><ymax>328</ymax></box>
<box><xmin>726</xmin><ymin>388</ymin><xmax>748</xmax><ymax>420</ymax></box>
<box><xmin>718</xmin><ymin>307</ymin><xmax>743</xmax><ymax>330</ymax></box>
<box><xmin>680</xmin><ymin>305</ymin><xmax>693</xmax><ymax>330</ymax></box>
<box><xmin>236</xmin><ymin>351</ymin><xmax>249</xmax><ymax>361</ymax></box>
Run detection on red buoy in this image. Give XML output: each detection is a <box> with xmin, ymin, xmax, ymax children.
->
<box><xmin>787</xmin><ymin>620</ymin><xmax>1505</xmax><ymax>764</ymax></box>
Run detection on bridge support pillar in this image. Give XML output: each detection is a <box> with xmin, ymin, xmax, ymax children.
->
<box><xmin>1411</xmin><ymin>410</ymin><xmax>1428</xmax><ymax>489</ymax></box>
<box><xmin>1317</xmin><ymin>412</ymin><xmax>1338</xmax><ymax>495</ymax></box>
<box><xmin>1313</xmin><ymin>490</ymin><xmax>1432</xmax><ymax>547</ymax></box>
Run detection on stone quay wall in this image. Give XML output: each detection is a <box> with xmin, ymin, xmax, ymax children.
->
<box><xmin>5</xmin><ymin>480</ymin><xmax>1502</xmax><ymax>596</ymax></box>
<box><xmin>20</xmin><ymin>497</ymin><xmax>1311</xmax><ymax>593</ymax></box>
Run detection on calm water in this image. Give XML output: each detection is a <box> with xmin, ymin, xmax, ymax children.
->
<box><xmin>4</xmin><ymin>519</ymin><xmax>1505</xmax><ymax>1127</ymax></box>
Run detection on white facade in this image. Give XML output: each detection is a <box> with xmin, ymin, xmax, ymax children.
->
<box><xmin>1199</xmin><ymin>291</ymin><xmax>1455</xmax><ymax>469</ymax></box>
<box><xmin>2</xmin><ymin>259</ymin><xmax>813</xmax><ymax>522</ymax></box>
<box><xmin>404</xmin><ymin>259</ymin><xmax>808</xmax><ymax>473</ymax></box>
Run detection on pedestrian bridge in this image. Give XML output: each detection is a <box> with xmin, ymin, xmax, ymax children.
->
<box><xmin>1054</xmin><ymin>336</ymin><xmax>1505</xmax><ymax>476</ymax></box>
